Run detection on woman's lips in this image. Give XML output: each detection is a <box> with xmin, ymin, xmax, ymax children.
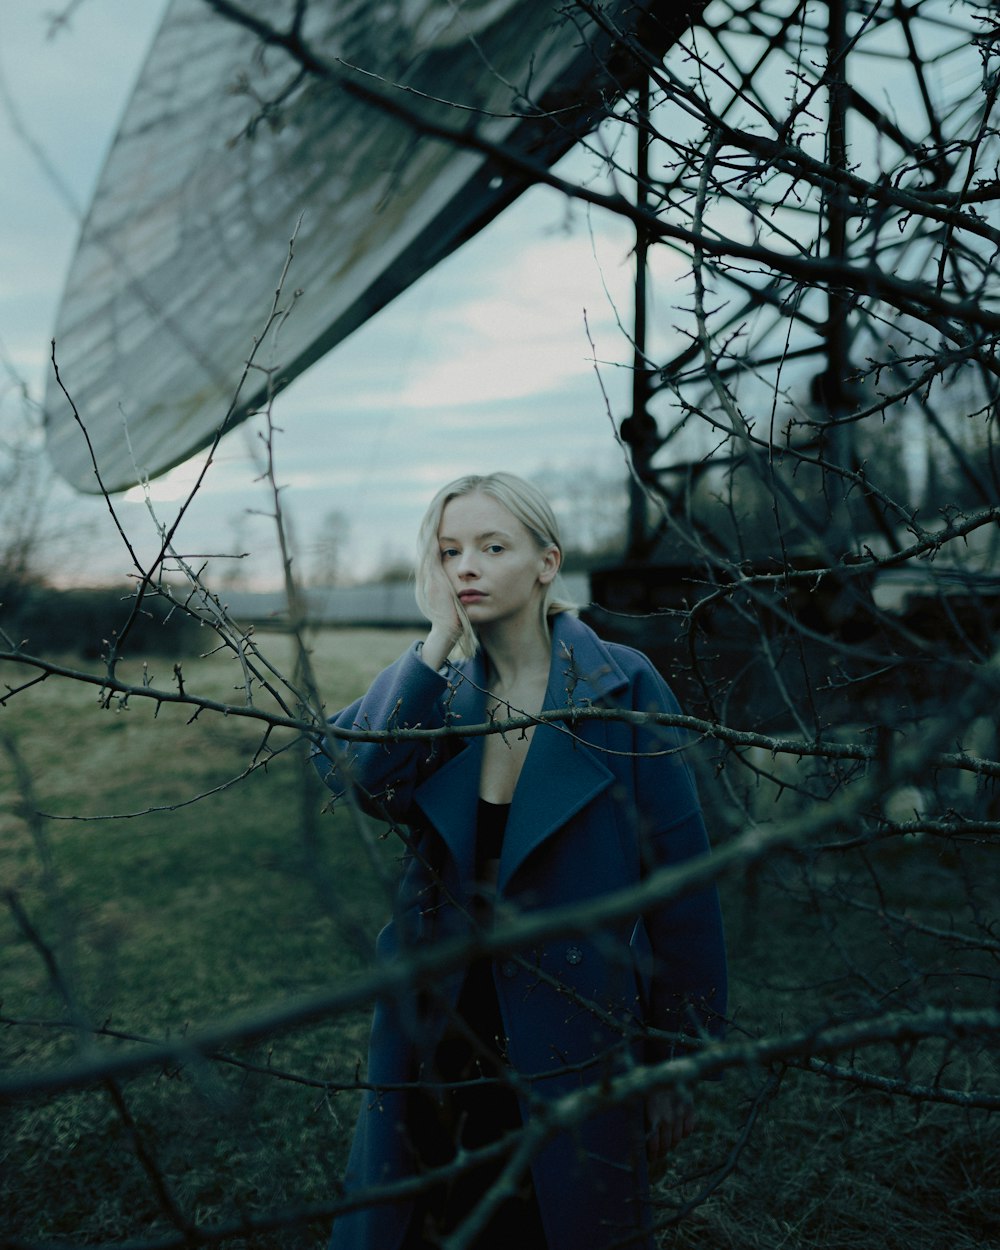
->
<box><xmin>459</xmin><ymin>591</ymin><xmax>486</xmax><ymax>603</ymax></box>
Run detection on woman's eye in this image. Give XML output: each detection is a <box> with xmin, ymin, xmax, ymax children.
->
<box><xmin>486</xmin><ymin>544</ymin><xmax>504</xmax><ymax>554</ymax></box>
<box><xmin>439</xmin><ymin>548</ymin><xmax>458</xmax><ymax>560</ymax></box>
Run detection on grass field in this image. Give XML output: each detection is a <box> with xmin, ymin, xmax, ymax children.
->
<box><xmin>1</xmin><ymin>627</ymin><xmax>997</xmax><ymax>1248</ymax></box>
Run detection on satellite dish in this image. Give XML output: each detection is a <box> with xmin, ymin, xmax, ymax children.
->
<box><xmin>43</xmin><ymin>0</ymin><xmax>693</xmax><ymax>494</ymax></box>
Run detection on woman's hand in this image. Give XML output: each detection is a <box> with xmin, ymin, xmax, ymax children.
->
<box><xmin>646</xmin><ymin>1089</ymin><xmax>695</xmax><ymax>1173</ymax></box>
<box><xmin>421</xmin><ymin>562</ymin><xmax>463</xmax><ymax>671</ymax></box>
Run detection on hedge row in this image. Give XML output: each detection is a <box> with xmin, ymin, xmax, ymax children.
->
<box><xmin>0</xmin><ymin>584</ymin><xmax>204</xmax><ymax>659</ymax></box>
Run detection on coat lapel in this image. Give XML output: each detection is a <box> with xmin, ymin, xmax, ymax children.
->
<box><xmin>499</xmin><ymin>615</ymin><xmax>626</xmax><ymax>892</ymax></box>
<box><xmin>411</xmin><ymin>651</ymin><xmax>487</xmax><ymax>885</ymax></box>
<box><xmin>412</xmin><ymin>736</ymin><xmax>481</xmax><ymax>885</ymax></box>
<box><xmin>498</xmin><ymin>722</ymin><xmax>614</xmax><ymax>892</ymax></box>
<box><xmin>413</xmin><ymin>615</ymin><xmax>631</xmax><ymax>895</ymax></box>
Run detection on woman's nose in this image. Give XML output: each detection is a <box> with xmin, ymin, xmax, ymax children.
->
<box><xmin>457</xmin><ymin>552</ymin><xmax>479</xmax><ymax>577</ymax></box>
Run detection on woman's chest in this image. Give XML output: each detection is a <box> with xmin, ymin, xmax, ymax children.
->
<box><xmin>479</xmin><ymin>674</ymin><xmax>549</xmax><ymax>804</ymax></box>
<box><xmin>479</xmin><ymin>726</ymin><xmax>533</xmax><ymax>804</ymax></box>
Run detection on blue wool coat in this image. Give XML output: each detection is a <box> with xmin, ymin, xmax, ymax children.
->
<box><xmin>315</xmin><ymin>613</ymin><xmax>727</xmax><ymax>1250</ymax></box>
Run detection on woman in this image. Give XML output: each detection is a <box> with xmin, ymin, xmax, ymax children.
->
<box><xmin>315</xmin><ymin>472</ymin><xmax>727</xmax><ymax>1250</ymax></box>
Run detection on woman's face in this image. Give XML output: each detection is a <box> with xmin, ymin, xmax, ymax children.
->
<box><xmin>437</xmin><ymin>491</ymin><xmax>558</xmax><ymax>633</ymax></box>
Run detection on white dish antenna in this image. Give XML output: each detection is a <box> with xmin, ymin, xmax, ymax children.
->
<box><xmin>43</xmin><ymin>0</ymin><xmax>686</xmax><ymax>493</ymax></box>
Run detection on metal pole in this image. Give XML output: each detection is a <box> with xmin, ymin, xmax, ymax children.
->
<box><xmin>626</xmin><ymin>75</ymin><xmax>652</xmax><ymax>558</ymax></box>
<box><xmin>822</xmin><ymin>0</ymin><xmax>853</xmax><ymax>439</ymax></box>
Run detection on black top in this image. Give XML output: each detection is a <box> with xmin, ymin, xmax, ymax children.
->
<box><xmin>476</xmin><ymin>797</ymin><xmax>510</xmax><ymax>884</ymax></box>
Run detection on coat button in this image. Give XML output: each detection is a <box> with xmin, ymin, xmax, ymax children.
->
<box><xmin>500</xmin><ymin>959</ymin><xmax>519</xmax><ymax>979</ymax></box>
<box><xmin>565</xmin><ymin>945</ymin><xmax>584</xmax><ymax>966</ymax></box>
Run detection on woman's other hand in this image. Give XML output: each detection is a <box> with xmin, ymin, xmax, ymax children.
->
<box><xmin>646</xmin><ymin>1089</ymin><xmax>695</xmax><ymax>1173</ymax></box>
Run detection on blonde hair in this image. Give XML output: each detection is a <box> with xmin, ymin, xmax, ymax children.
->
<box><xmin>415</xmin><ymin>472</ymin><xmax>578</xmax><ymax>660</ymax></box>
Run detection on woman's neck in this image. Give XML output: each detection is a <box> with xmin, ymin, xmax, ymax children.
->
<box><xmin>480</xmin><ymin>617</ymin><xmax>551</xmax><ymax>692</ymax></box>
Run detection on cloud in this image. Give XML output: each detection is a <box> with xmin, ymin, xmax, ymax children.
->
<box><xmin>388</xmin><ymin>227</ymin><xmax>643</xmax><ymax>409</ymax></box>
<box><xmin>123</xmin><ymin>461</ymin><xmax>210</xmax><ymax>505</ymax></box>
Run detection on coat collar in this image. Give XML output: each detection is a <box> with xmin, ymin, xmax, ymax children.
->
<box><xmin>413</xmin><ymin>614</ymin><xmax>625</xmax><ymax>892</ymax></box>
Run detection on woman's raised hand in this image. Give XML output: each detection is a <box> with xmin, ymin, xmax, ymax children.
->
<box><xmin>421</xmin><ymin>562</ymin><xmax>463</xmax><ymax>671</ymax></box>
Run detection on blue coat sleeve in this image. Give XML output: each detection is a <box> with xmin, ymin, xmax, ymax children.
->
<box><xmin>313</xmin><ymin>643</ymin><xmax>452</xmax><ymax>821</ymax></box>
<box><xmin>623</xmin><ymin>652</ymin><xmax>728</xmax><ymax>1057</ymax></box>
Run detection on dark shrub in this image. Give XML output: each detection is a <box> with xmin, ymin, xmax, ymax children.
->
<box><xmin>0</xmin><ymin>585</ymin><xmax>204</xmax><ymax>659</ymax></box>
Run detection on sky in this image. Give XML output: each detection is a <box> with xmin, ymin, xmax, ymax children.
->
<box><xmin>0</xmin><ymin>1</ymin><xmax>679</xmax><ymax>590</ymax></box>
